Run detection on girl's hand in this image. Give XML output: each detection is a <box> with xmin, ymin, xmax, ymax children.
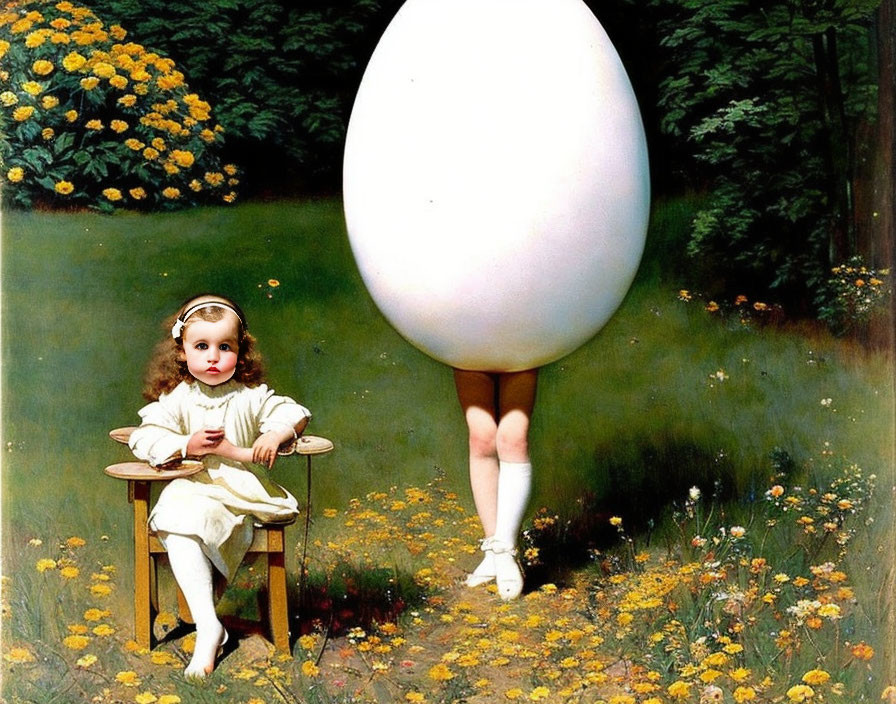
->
<box><xmin>252</xmin><ymin>432</ymin><xmax>284</xmax><ymax>469</ymax></box>
<box><xmin>186</xmin><ymin>428</ymin><xmax>225</xmax><ymax>457</ymax></box>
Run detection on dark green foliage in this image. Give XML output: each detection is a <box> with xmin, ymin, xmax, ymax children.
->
<box><xmin>652</xmin><ymin>0</ymin><xmax>880</xmax><ymax>312</ymax></box>
<box><xmin>87</xmin><ymin>0</ymin><xmax>402</xmax><ymax>193</ymax></box>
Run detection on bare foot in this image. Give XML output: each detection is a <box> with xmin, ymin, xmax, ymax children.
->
<box><xmin>184</xmin><ymin>622</ymin><xmax>227</xmax><ymax>679</ymax></box>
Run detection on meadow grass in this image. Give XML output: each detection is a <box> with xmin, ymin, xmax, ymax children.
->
<box><xmin>1</xmin><ymin>197</ymin><xmax>893</xmax><ymax>702</ymax></box>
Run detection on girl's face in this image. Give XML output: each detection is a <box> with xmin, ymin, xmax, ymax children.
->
<box><xmin>179</xmin><ymin>314</ymin><xmax>240</xmax><ymax>386</ymax></box>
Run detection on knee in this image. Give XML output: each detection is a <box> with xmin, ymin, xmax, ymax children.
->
<box><xmin>468</xmin><ymin>427</ymin><xmax>497</xmax><ymax>459</ymax></box>
<box><xmin>495</xmin><ymin>425</ymin><xmax>529</xmax><ymax>461</ymax></box>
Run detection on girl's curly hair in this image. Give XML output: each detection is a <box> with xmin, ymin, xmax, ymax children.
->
<box><xmin>142</xmin><ymin>294</ymin><xmax>266</xmax><ymax>401</ymax></box>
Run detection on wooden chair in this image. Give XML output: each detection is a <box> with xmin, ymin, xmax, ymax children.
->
<box><xmin>105</xmin><ymin>427</ymin><xmax>333</xmax><ymax>653</ymax></box>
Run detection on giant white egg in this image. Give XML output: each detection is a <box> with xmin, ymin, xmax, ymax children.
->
<box><xmin>343</xmin><ymin>0</ymin><xmax>650</xmax><ymax>371</ymax></box>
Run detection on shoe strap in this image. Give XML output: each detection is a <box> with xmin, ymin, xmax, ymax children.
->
<box><xmin>483</xmin><ymin>538</ymin><xmax>517</xmax><ymax>556</ymax></box>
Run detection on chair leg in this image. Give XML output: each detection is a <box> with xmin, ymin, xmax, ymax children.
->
<box><xmin>267</xmin><ymin>528</ymin><xmax>290</xmax><ymax>653</ymax></box>
<box><xmin>131</xmin><ymin>481</ymin><xmax>153</xmax><ymax>650</ymax></box>
<box><xmin>176</xmin><ymin>585</ymin><xmax>194</xmax><ymax>624</ymax></box>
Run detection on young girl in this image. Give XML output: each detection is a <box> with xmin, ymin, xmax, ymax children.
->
<box><xmin>129</xmin><ymin>294</ymin><xmax>311</xmax><ymax>679</ymax></box>
<box><xmin>455</xmin><ymin>369</ymin><xmax>536</xmax><ymax>600</ymax></box>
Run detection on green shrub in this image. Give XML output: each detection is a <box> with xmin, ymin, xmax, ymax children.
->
<box><xmin>0</xmin><ymin>0</ymin><xmax>240</xmax><ymax>211</ymax></box>
<box><xmin>816</xmin><ymin>255</ymin><xmax>891</xmax><ymax>336</ymax></box>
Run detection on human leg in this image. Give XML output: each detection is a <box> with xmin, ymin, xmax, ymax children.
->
<box><xmin>163</xmin><ymin>533</ymin><xmax>227</xmax><ymax>678</ymax></box>
<box><xmin>492</xmin><ymin>369</ymin><xmax>537</xmax><ymax>599</ymax></box>
<box><xmin>454</xmin><ymin>369</ymin><xmax>500</xmax><ymax>585</ymax></box>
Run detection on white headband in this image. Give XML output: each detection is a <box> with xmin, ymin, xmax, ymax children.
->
<box><xmin>171</xmin><ymin>301</ymin><xmax>245</xmax><ymax>340</ymax></box>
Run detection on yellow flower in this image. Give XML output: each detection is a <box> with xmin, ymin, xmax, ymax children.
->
<box><xmin>22</xmin><ymin>81</ymin><xmax>42</xmax><ymax>95</ymax></box>
<box><xmin>0</xmin><ymin>39</ymin><xmax>9</xmax><ymax>58</ymax></box>
<box><xmin>80</xmin><ymin>76</ymin><xmax>100</xmax><ymax>90</ymax></box>
<box><xmin>86</xmin><ymin>119</ymin><xmax>104</xmax><ymax>131</ymax></box>
<box><xmin>24</xmin><ymin>30</ymin><xmax>47</xmax><ymax>48</ymax></box>
<box><xmin>92</xmin><ymin>624</ymin><xmax>115</xmax><ymax>636</ymax></box>
<box><xmin>406</xmin><ymin>694</ymin><xmax>426</xmax><ymax>703</ymax></box>
<box><xmin>42</xmin><ymin>95</ymin><xmax>60</xmax><ymax>109</ymax></box>
<box><xmin>142</xmin><ymin>147</ymin><xmax>159</xmax><ymax>161</ymax></box>
<box><xmin>124</xmin><ymin>138</ymin><xmax>144</xmax><ymax>151</ymax></box>
<box><xmin>101</xmin><ymin>188</ymin><xmax>122</xmax><ymax>201</ymax></box>
<box><xmin>818</xmin><ymin>603</ymin><xmax>841</xmax><ymax>619</ymax></box>
<box><xmin>32</xmin><ymin>59</ymin><xmax>54</xmax><ymax>76</ymax></box>
<box><xmin>801</xmin><ymin>670</ymin><xmax>829</xmax><ymax>686</ymax></box>
<box><xmin>76</xmin><ymin>654</ymin><xmax>98</xmax><ymax>668</ymax></box>
<box><xmin>110</xmin><ymin>119</ymin><xmax>128</xmax><ymax>133</ymax></box>
<box><xmin>428</xmin><ymin>663</ymin><xmax>455</xmax><ymax>681</ymax></box>
<box><xmin>129</xmin><ymin>187</ymin><xmax>147</xmax><ymax>200</ymax></box>
<box><xmin>92</xmin><ymin>62</ymin><xmax>116</xmax><ymax>78</ymax></box>
<box><xmin>189</xmin><ymin>179</ymin><xmax>203</xmax><ymax>192</ymax></box>
<box><xmin>13</xmin><ymin>106</ymin><xmax>35</xmax><ymax>122</ymax></box>
<box><xmin>733</xmin><ymin>687</ymin><xmax>757</xmax><ymax>703</ymax></box>
<box><xmin>529</xmin><ymin>687</ymin><xmax>550</xmax><ymax>701</ymax></box>
<box><xmin>705</xmin><ymin>300</ymin><xmax>719</xmax><ymax>312</ymax></box>
<box><xmin>7</xmin><ymin>167</ymin><xmax>24</xmax><ymax>183</ymax></box>
<box><xmin>150</xmin><ymin>651</ymin><xmax>180</xmax><ymax>666</ymax></box>
<box><xmin>116</xmin><ymin>671</ymin><xmax>141</xmax><ymax>687</ymax></box>
<box><xmin>157</xmin><ymin>696</ymin><xmax>181</xmax><ymax>704</ymax></box>
<box><xmin>205</xmin><ymin>171</ymin><xmax>224</xmax><ymax>186</ymax></box>
<box><xmin>268</xmin><ymin>279</ymin><xmax>280</xmax><ymax>287</ymax></box>
<box><xmin>62</xmin><ymin>52</ymin><xmax>88</xmax><ymax>72</ymax></box>
<box><xmin>668</xmin><ymin>681</ymin><xmax>692</xmax><ymax>699</ymax></box>
<box><xmin>63</xmin><ymin>635</ymin><xmax>90</xmax><ymax>650</ymax></box>
<box><xmin>60</xmin><ymin>566</ymin><xmax>80</xmax><ymax>579</ymax></box>
<box><xmin>108</xmin><ymin>74</ymin><xmax>128</xmax><ymax>89</ymax></box>
<box><xmin>852</xmin><ymin>642</ymin><xmax>875</xmax><ymax>660</ymax></box>
<box><xmin>3</xmin><ymin>647</ymin><xmax>35</xmax><ymax>664</ymax></box>
<box><xmin>787</xmin><ymin>685</ymin><xmax>815</xmax><ymax>702</ymax></box>
<box><xmin>11</xmin><ymin>18</ymin><xmax>34</xmax><ymax>34</ymax></box>
<box><xmin>84</xmin><ymin>608</ymin><xmax>110</xmax><ymax>621</ymax></box>
<box><xmin>65</xmin><ymin>109</ymin><xmax>78</xmax><ymax>122</ymax></box>
<box><xmin>118</xmin><ymin>94</ymin><xmax>137</xmax><ymax>107</ymax></box>
<box><xmin>0</xmin><ymin>91</ymin><xmax>17</xmax><ymax>106</ymax></box>
<box><xmin>505</xmin><ymin>690</ymin><xmax>524</xmax><ymax>700</ymax></box>
<box><xmin>36</xmin><ymin>558</ymin><xmax>57</xmax><ymax>572</ymax></box>
<box><xmin>162</xmin><ymin>187</ymin><xmax>181</xmax><ymax>200</ymax></box>
<box><xmin>609</xmin><ymin>516</ymin><xmax>622</xmax><ymax>526</ymax></box>
<box><xmin>135</xmin><ymin>693</ymin><xmax>157</xmax><ymax>704</ymax></box>
<box><xmin>170</xmin><ymin>149</ymin><xmax>194</xmax><ymax>168</ymax></box>
<box><xmin>301</xmin><ymin>660</ymin><xmax>320</xmax><ymax>677</ymax></box>
<box><xmin>89</xmin><ymin>582</ymin><xmax>113</xmax><ymax>596</ymax></box>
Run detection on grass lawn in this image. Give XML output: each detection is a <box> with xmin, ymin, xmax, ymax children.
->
<box><xmin>1</xmin><ymin>197</ymin><xmax>894</xmax><ymax>702</ymax></box>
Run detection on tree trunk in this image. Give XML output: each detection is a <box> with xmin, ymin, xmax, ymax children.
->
<box><xmin>871</xmin><ymin>0</ymin><xmax>896</xmax><ymax>689</ymax></box>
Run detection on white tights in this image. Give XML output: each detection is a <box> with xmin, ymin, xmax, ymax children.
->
<box><xmin>163</xmin><ymin>533</ymin><xmax>226</xmax><ymax>678</ymax></box>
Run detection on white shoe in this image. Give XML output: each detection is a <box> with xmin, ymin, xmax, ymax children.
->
<box><xmin>464</xmin><ymin>538</ymin><xmax>496</xmax><ymax>587</ymax></box>
<box><xmin>490</xmin><ymin>540</ymin><xmax>523</xmax><ymax>600</ymax></box>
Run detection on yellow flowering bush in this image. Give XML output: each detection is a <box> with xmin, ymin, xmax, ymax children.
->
<box><xmin>0</xmin><ymin>0</ymin><xmax>240</xmax><ymax>211</ymax></box>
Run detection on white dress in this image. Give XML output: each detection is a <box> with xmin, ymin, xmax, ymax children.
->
<box><xmin>129</xmin><ymin>380</ymin><xmax>311</xmax><ymax>579</ymax></box>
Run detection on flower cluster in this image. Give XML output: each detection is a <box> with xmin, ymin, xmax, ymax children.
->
<box><xmin>817</xmin><ymin>255</ymin><xmax>890</xmax><ymax>336</ymax></box>
<box><xmin>678</xmin><ymin>289</ymin><xmax>783</xmax><ymax>328</ymax></box>
<box><xmin>0</xmin><ymin>0</ymin><xmax>239</xmax><ymax>211</ymax></box>
<box><xmin>2</xmin><ymin>456</ymin><xmax>890</xmax><ymax>703</ymax></box>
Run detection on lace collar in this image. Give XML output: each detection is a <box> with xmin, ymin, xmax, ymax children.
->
<box><xmin>186</xmin><ymin>379</ymin><xmax>242</xmax><ymax>408</ymax></box>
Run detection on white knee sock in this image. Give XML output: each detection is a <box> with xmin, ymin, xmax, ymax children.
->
<box><xmin>164</xmin><ymin>534</ymin><xmax>225</xmax><ymax>677</ymax></box>
<box><xmin>493</xmin><ymin>461</ymin><xmax>532</xmax><ymax>547</ymax></box>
